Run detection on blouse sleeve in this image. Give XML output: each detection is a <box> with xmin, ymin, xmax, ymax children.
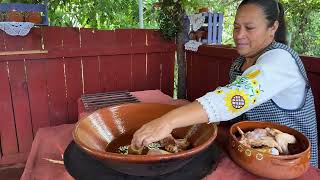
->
<box><xmin>196</xmin><ymin>49</ymin><xmax>302</xmax><ymax>123</ymax></box>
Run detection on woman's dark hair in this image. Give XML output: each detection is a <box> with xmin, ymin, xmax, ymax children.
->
<box><xmin>239</xmin><ymin>0</ymin><xmax>287</xmax><ymax>45</ymax></box>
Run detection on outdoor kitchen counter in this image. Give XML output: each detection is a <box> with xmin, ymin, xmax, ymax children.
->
<box><xmin>21</xmin><ymin>90</ymin><xmax>320</xmax><ymax>180</ymax></box>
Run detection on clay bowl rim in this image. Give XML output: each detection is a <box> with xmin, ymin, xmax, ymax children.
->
<box><xmin>73</xmin><ymin>103</ymin><xmax>218</xmax><ymax>163</ymax></box>
<box><xmin>229</xmin><ymin>120</ymin><xmax>311</xmax><ymax>159</ymax></box>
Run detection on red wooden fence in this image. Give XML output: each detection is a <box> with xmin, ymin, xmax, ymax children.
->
<box><xmin>0</xmin><ymin>26</ymin><xmax>175</xmax><ymax>165</ymax></box>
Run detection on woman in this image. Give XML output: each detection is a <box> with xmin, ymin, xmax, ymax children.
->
<box><xmin>132</xmin><ymin>0</ymin><xmax>318</xmax><ymax>167</ymax></box>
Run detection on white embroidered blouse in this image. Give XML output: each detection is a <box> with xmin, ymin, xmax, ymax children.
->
<box><xmin>196</xmin><ymin>49</ymin><xmax>306</xmax><ymax>123</ymax></box>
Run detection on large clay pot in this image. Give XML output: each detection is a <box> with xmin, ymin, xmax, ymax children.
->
<box><xmin>73</xmin><ymin>103</ymin><xmax>218</xmax><ymax>176</ymax></box>
<box><xmin>228</xmin><ymin>121</ymin><xmax>310</xmax><ymax>180</ymax></box>
<box><xmin>24</xmin><ymin>12</ymin><xmax>42</xmax><ymax>24</ymax></box>
<box><xmin>6</xmin><ymin>11</ymin><xmax>24</xmax><ymax>22</ymax></box>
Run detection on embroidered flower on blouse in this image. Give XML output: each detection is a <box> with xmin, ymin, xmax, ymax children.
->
<box><xmin>252</xmin><ymin>97</ymin><xmax>257</xmax><ymax>104</ymax></box>
<box><xmin>251</xmin><ymin>79</ymin><xmax>258</xmax><ymax>87</ymax></box>
<box><xmin>246</xmin><ymin>70</ymin><xmax>261</xmax><ymax>79</ymax></box>
<box><xmin>214</xmin><ymin>87</ymin><xmax>224</xmax><ymax>94</ymax></box>
<box><xmin>224</xmin><ymin>89</ymin><xmax>250</xmax><ymax>113</ymax></box>
<box><xmin>255</xmin><ymin>89</ymin><xmax>261</xmax><ymax>95</ymax></box>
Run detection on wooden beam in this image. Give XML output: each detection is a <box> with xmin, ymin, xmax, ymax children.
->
<box><xmin>0</xmin><ymin>50</ymin><xmax>48</xmax><ymax>56</ymax></box>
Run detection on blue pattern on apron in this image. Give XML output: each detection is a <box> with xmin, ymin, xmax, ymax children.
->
<box><xmin>229</xmin><ymin>42</ymin><xmax>318</xmax><ymax>167</ymax></box>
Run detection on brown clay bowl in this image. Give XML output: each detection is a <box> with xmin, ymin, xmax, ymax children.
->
<box><xmin>73</xmin><ymin>103</ymin><xmax>218</xmax><ymax>176</ymax></box>
<box><xmin>24</xmin><ymin>12</ymin><xmax>42</xmax><ymax>24</ymax></box>
<box><xmin>228</xmin><ymin>121</ymin><xmax>310</xmax><ymax>180</ymax></box>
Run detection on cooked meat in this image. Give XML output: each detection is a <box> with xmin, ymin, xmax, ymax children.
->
<box><xmin>237</xmin><ymin>126</ymin><xmax>297</xmax><ymax>155</ymax></box>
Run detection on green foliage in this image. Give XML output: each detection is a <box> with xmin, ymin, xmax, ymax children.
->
<box><xmin>156</xmin><ymin>0</ymin><xmax>184</xmax><ymax>41</ymax></box>
<box><xmin>2</xmin><ymin>0</ymin><xmax>319</xmax><ymax>56</ymax></box>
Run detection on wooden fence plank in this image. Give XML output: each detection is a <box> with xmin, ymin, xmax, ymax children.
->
<box><xmin>100</xmin><ymin>55</ymin><xmax>132</xmax><ymax>92</ymax></box>
<box><xmin>8</xmin><ymin>61</ymin><xmax>33</xmax><ymax>153</ymax></box>
<box><xmin>80</xmin><ymin>28</ymin><xmax>116</xmax><ymax>49</ymax></box>
<box><xmin>82</xmin><ymin>56</ymin><xmax>101</xmax><ymax>94</ymax></box>
<box><xmin>186</xmin><ymin>52</ymin><xmax>193</xmax><ymax>100</ymax></box>
<box><xmin>190</xmin><ymin>54</ymin><xmax>208</xmax><ymax>100</ymax></box>
<box><xmin>204</xmin><ymin>55</ymin><xmax>219</xmax><ymax>92</ymax></box>
<box><xmin>26</xmin><ymin>60</ymin><xmax>50</xmax><ymax>134</ymax></box>
<box><xmin>46</xmin><ymin>59</ymin><xmax>67</xmax><ymax>126</ymax></box>
<box><xmin>4</xmin><ymin>27</ymin><xmax>41</xmax><ymax>51</ymax></box>
<box><xmin>115</xmin><ymin>29</ymin><xmax>132</xmax><ymax>47</ymax></box>
<box><xmin>42</xmin><ymin>26</ymin><xmax>63</xmax><ymax>49</ymax></box>
<box><xmin>132</xmin><ymin>54</ymin><xmax>147</xmax><ymax>91</ymax></box>
<box><xmin>0</xmin><ymin>62</ymin><xmax>18</xmax><ymax>156</ymax></box>
<box><xmin>218</xmin><ymin>59</ymin><xmax>233</xmax><ymax>85</ymax></box>
<box><xmin>160</xmin><ymin>52</ymin><xmax>175</xmax><ymax>96</ymax></box>
<box><xmin>0</xmin><ymin>31</ymin><xmax>5</xmax><ymax>51</ymax></box>
<box><xmin>146</xmin><ymin>53</ymin><xmax>161</xmax><ymax>90</ymax></box>
<box><xmin>61</xmin><ymin>27</ymin><xmax>80</xmax><ymax>49</ymax></box>
<box><xmin>65</xmin><ymin>57</ymin><xmax>82</xmax><ymax>123</ymax></box>
<box><xmin>132</xmin><ymin>29</ymin><xmax>147</xmax><ymax>47</ymax></box>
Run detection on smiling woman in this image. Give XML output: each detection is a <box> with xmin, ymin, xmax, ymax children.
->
<box><xmin>131</xmin><ymin>0</ymin><xmax>319</xmax><ymax>168</ymax></box>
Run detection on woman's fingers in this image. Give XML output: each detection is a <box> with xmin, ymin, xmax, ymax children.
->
<box><xmin>131</xmin><ymin>118</ymin><xmax>173</xmax><ymax>148</ymax></box>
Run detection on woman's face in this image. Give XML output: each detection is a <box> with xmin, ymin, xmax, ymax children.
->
<box><xmin>233</xmin><ymin>4</ymin><xmax>278</xmax><ymax>57</ymax></box>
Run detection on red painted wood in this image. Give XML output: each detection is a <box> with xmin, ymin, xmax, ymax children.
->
<box><xmin>160</xmin><ymin>52</ymin><xmax>175</xmax><ymax>96</ymax></box>
<box><xmin>4</xmin><ymin>27</ymin><xmax>41</xmax><ymax>51</ymax></box>
<box><xmin>80</xmin><ymin>28</ymin><xmax>115</xmax><ymax>49</ymax></box>
<box><xmin>115</xmin><ymin>29</ymin><xmax>132</xmax><ymax>47</ymax></box>
<box><xmin>42</xmin><ymin>26</ymin><xmax>63</xmax><ymax>49</ymax></box>
<box><xmin>308</xmin><ymin>73</ymin><xmax>320</xmax><ymax>124</ymax></box>
<box><xmin>0</xmin><ymin>62</ymin><xmax>18</xmax><ymax>156</ymax></box>
<box><xmin>218</xmin><ymin>59</ymin><xmax>233</xmax><ymax>86</ymax></box>
<box><xmin>8</xmin><ymin>61</ymin><xmax>33</xmax><ymax>153</ymax></box>
<box><xmin>0</xmin><ymin>45</ymin><xmax>176</xmax><ymax>62</ymax></box>
<box><xmin>147</xmin><ymin>30</ymin><xmax>173</xmax><ymax>46</ymax></box>
<box><xmin>46</xmin><ymin>59</ymin><xmax>67</xmax><ymax>126</ymax></box>
<box><xmin>132</xmin><ymin>29</ymin><xmax>147</xmax><ymax>47</ymax></box>
<box><xmin>25</xmin><ymin>60</ymin><xmax>50</xmax><ymax>135</ymax></box>
<box><xmin>65</xmin><ymin>57</ymin><xmax>82</xmax><ymax>124</ymax></box>
<box><xmin>82</xmin><ymin>56</ymin><xmax>101</xmax><ymax>94</ymax></box>
<box><xmin>100</xmin><ymin>55</ymin><xmax>132</xmax><ymax>92</ymax></box>
<box><xmin>206</xmin><ymin>56</ymin><xmax>220</xmax><ymax>90</ymax></box>
<box><xmin>186</xmin><ymin>51</ymin><xmax>193</xmax><ymax>99</ymax></box>
<box><xmin>146</xmin><ymin>53</ymin><xmax>161</xmax><ymax>90</ymax></box>
<box><xmin>132</xmin><ymin>54</ymin><xmax>147</xmax><ymax>91</ymax></box>
<box><xmin>61</xmin><ymin>27</ymin><xmax>80</xmax><ymax>49</ymax></box>
<box><xmin>0</xmin><ymin>31</ymin><xmax>5</xmax><ymax>51</ymax></box>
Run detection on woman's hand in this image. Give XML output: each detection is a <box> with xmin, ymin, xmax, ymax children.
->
<box><xmin>131</xmin><ymin>101</ymin><xmax>209</xmax><ymax>148</ymax></box>
<box><xmin>131</xmin><ymin>117</ymin><xmax>173</xmax><ymax>148</ymax></box>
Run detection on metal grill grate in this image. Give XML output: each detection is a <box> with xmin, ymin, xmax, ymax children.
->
<box><xmin>81</xmin><ymin>91</ymin><xmax>140</xmax><ymax>110</ymax></box>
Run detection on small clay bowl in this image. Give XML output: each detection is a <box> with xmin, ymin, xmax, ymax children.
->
<box><xmin>73</xmin><ymin>103</ymin><xmax>218</xmax><ymax>176</ymax></box>
<box><xmin>228</xmin><ymin>121</ymin><xmax>310</xmax><ymax>180</ymax></box>
<box><xmin>24</xmin><ymin>12</ymin><xmax>42</xmax><ymax>24</ymax></box>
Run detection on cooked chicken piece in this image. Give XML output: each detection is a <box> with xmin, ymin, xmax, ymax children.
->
<box><xmin>128</xmin><ymin>145</ymin><xmax>146</xmax><ymax>155</ymax></box>
<box><xmin>174</xmin><ymin>138</ymin><xmax>190</xmax><ymax>150</ymax></box>
<box><xmin>159</xmin><ymin>134</ymin><xmax>176</xmax><ymax>147</ymax></box>
<box><xmin>237</xmin><ymin>126</ymin><xmax>283</xmax><ymax>153</ymax></box>
<box><xmin>245</xmin><ymin>128</ymin><xmax>268</xmax><ymax>140</ymax></box>
<box><xmin>249</xmin><ymin>136</ymin><xmax>283</xmax><ymax>153</ymax></box>
<box><xmin>266</xmin><ymin>128</ymin><xmax>296</xmax><ymax>154</ymax></box>
<box><xmin>159</xmin><ymin>134</ymin><xmax>190</xmax><ymax>153</ymax></box>
<box><xmin>147</xmin><ymin>149</ymin><xmax>172</xmax><ymax>155</ymax></box>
